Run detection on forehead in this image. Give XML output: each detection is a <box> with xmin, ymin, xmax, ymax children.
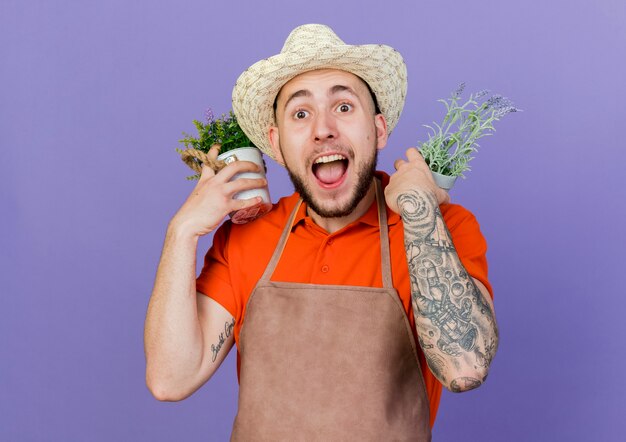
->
<box><xmin>277</xmin><ymin>69</ymin><xmax>369</xmax><ymax>102</ymax></box>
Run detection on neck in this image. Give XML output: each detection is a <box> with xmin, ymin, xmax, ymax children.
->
<box><xmin>307</xmin><ymin>181</ymin><xmax>377</xmax><ymax>234</ymax></box>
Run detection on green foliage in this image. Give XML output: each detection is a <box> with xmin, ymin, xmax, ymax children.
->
<box><xmin>178</xmin><ymin>110</ymin><xmax>256</xmax><ymax>155</ymax></box>
<box><xmin>418</xmin><ymin>84</ymin><xmax>519</xmax><ymax>178</ymax></box>
<box><xmin>177</xmin><ymin>109</ymin><xmax>257</xmax><ymax>180</ymax></box>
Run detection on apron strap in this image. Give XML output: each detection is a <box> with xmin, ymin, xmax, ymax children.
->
<box><xmin>260</xmin><ymin>177</ymin><xmax>393</xmax><ymax>289</ymax></box>
<box><xmin>375</xmin><ymin>178</ymin><xmax>393</xmax><ymax>290</ymax></box>
<box><xmin>260</xmin><ymin>197</ymin><xmax>303</xmax><ymax>282</ymax></box>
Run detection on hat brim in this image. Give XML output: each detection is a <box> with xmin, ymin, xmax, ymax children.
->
<box><xmin>232</xmin><ymin>43</ymin><xmax>407</xmax><ymax>162</ymax></box>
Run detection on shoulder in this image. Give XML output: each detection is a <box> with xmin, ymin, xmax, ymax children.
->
<box><xmin>214</xmin><ymin>192</ymin><xmax>299</xmax><ymax>249</ymax></box>
<box><xmin>440</xmin><ymin>203</ymin><xmax>480</xmax><ymax>230</ymax></box>
<box><xmin>206</xmin><ymin>192</ymin><xmax>301</xmax><ymax>309</ymax></box>
<box><xmin>232</xmin><ymin>192</ymin><xmax>298</xmax><ymax>233</ymax></box>
<box><xmin>438</xmin><ymin>203</ymin><xmax>487</xmax><ymax>255</ymax></box>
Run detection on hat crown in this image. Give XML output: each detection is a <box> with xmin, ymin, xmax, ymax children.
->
<box><xmin>233</xmin><ymin>24</ymin><xmax>407</xmax><ymax>161</ymax></box>
<box><xmin>281</xmin><ymin>24</ymin><xmax>346</xmax><ymax>53</ymax></box>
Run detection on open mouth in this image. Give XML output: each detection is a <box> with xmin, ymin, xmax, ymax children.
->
<box><xmin>312</xmin><ymin>154</ymin><xmax>349</xmax><ymax>187</ymax></box>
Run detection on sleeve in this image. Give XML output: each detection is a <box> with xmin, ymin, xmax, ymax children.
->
<box><xmin>195</xmin><ymin>222</ymin><xmax>238</xmax><ymax>317</ymax></box>
<box><xmin>442</xmin><ymin>204</ymin><xmax>494</xmax><ymax>299</ymax></box>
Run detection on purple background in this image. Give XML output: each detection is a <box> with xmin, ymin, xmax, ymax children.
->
<box><xmin>2</xmin><ymin>0</ymin><xmax>625</xmax><ymax>440</ymax></box>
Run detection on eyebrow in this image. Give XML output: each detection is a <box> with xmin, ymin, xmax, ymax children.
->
<box><xmin>283</xmin><ymin>89</ymin><xmax>312</xmax><ymax>111</ymax></box>
<box><xmin>282</xmin><ymin>84</ymin><xmax>359</xmax><ymax>111</ymax></box>
<box><xmin>329</xmin><ymin>84</ymin><xmax>357</xmax><ymax>97</ymax></box>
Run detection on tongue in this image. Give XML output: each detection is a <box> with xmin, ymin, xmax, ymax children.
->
<box><xmin>315</xmin><ymin>161</ymin><xmax>346</xmax><ymax>184</ymax></box>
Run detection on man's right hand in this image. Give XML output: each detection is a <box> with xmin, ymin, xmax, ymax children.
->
<box><xmin>169</xmin><ymin>144</ymin><xmax>268</xmax><ymax>237</ymax></box>
<box><xmin>145</xmin><ymin>143</ymin><xmax>262</xmax><ymax>400</ymax></box>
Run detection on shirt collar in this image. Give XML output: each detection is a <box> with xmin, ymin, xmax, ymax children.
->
<box><xmin>290</xmin><ymin>171</ymin><xmax>400</xmax><ymax>230</ymax></box>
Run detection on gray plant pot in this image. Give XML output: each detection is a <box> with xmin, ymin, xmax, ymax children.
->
<box><xmin>431</xmin><ymin>171</ymin><xmax>457</xmax><ymax>191</ymax></box>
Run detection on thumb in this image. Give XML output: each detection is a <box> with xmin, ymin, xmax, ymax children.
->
<box><xmin>199</xmin><ymin>144</ymin><xmax>222</xmax><ymax>180</ymax></box>
<box><xmin>199</xmin><ymin>162</ymin><xmax>215</xmax><ymax>180</ymax></box>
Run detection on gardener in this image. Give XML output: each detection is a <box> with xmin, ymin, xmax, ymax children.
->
<box><xmin>145</xmin><ymin>24</ymin><xmax>498</xmax><ymax>440</ymax></box>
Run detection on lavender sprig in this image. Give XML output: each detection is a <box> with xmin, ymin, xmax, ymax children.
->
<box><xmin>204</xmin><ymin>107</ymin><xmax>215</xmax><ymax>123</ymax></box>
<box><xmin>418</xmin><ymin>84</ymin><xmax>521</xmax><ymax>178</ymax></box>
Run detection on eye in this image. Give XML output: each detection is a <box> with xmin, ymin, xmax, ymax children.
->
<box><xmin>294</xmin><ymin>110</ymin><xmax>309</xmax><ymax>119</ymax></box>
<box><xmin>336</xmin><ymin>103</ymin><xmax>352</xmax><ymax>113</ymax></box>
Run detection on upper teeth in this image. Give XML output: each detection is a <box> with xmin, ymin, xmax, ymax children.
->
<box><xmin>314</xmin><ymin>154</ymin><xmax>346</xmax><ymax>164</ymax></box>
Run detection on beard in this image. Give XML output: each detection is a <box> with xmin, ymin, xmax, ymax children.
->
<box><xmin>282</xmin><ymin>145</ymin><xmax>379</xmax><ymax>219</ymax></box>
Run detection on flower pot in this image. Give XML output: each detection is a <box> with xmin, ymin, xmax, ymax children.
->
<box><xmin>431</xmin><ymin>171</ymin><xmax>457</xmax><ymax>191</ymax></box>
<box><xmin>217</xmin><ymin>147</ymin><xmax>272</xmax><ymax>224</ymax></box>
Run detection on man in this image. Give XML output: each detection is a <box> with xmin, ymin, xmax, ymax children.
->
<box><xmin>144</xmin><ymin>24</ymin><xmax>498</xmax><ymax>440</ymax></box>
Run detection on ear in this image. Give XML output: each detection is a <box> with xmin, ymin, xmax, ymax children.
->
<box><xmin>374</xmin><ymin>113</ymin><xmax>388</xmax><ymax>151</ymax></box>
<box><xmin>268</xmin><ymin>125</ymin><xmax>285</xmax><ymax>165</ymax></box>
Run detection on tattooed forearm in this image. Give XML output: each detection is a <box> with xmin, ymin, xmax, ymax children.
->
<box><xmin>210</xmin><ymin>318</ymin><xmax>235</xmax><ymax>362</ymax></box>
<box><xmin>400</xmin><ymin>190</ymin><xmax>498</xmax><ymax>390</ymax></box>
<box><xmin>424</xmin><ymin>351</ymin><xmax>447</xmax><ymax>383</ymax></box>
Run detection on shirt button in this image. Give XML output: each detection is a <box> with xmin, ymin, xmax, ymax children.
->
<box><xmin>321</xmin><ymin>265</ymin><xmax>329</xmax><ymax>273</ymax></box>
<box><xmin>327</xmin><ymin>239</ymin><xmax>334</xmax><ymax>245</ymax></box>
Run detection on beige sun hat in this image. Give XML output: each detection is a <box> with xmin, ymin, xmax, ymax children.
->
<box><xmin>232</xmin><ymin>24</ymin><xmax>407</xmax><ymax>162</ymax></box>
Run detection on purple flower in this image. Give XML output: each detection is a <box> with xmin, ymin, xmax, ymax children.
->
<box><xmin>493</xmin><ymin>106</ymin><xmax>520</xmax><ymax>118</ymax></box>
<box><xmin>453</xmin><ymin>82</ymin><xmax>466</xmax><ymax>98</ymax></box>
<box><xmin>483</xmin><ymin>93</ymin><xmax>521</xmax><ymax>118</ymax></box>
<box><xmin>486</xmin><ymin>95</ymin><xmax>515</xmax><ymax>110</ymax></box>
<box><xmin>204</xmin><ymin>108</ymin><xmax>215</xmax><ymax>123</ymax></box>
<box><xmin>485</xmin><ymin>94</ymin><xmax>502</xmax><ymax>108</ymax></box>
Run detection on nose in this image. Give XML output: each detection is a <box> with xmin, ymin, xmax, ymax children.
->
<box><xmin>312</xmin><ymin>111</ymin><xmax>338</xmax><ymax>142</ymax></box>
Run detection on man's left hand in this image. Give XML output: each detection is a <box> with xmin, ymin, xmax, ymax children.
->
<box><xmin>385</xmin><ymin>147</ymin><xmax>450</xmax><ymax>214</ymax></box>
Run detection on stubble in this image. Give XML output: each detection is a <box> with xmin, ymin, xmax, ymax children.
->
<box><xmin>282</xmin><ymin>145</ymin><xmax>378</xmax><ymax>218</ymax></box>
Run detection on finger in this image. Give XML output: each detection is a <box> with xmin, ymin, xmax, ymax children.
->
<box><xmin>208</xmin><ymin>144</ymin><xmax>221</xmax><ymax>160</ymax></box>
<box><xmin>230</xmin><ymin>196</ymin><xmax>263</xmax><ymax>212</ymax></box>
<box><xmin>198</xmin><ymin>145</ymin><xmax>222</xmax><ymax>181</ymax></box>
<box><xmin>216</xmin><ymin>160</ymin><xmax>263</xmax><ymax>183</ymax></box>
<box><xmin>223</xmin><ymin>177</ymin><xmax>267</xmax><ymax>196</ymax></box>
<box><xmin>199</xmin><ymin>162</ymin><xmax>216</xmax><ymax>180</ymax></box>
<box><xmin>393</xmin><ymin>158</ymin><xmax>406</xmax><ymax>171</ymax></box>
<box><xmin>406</xmin><ymin>147</ymin><xmax>424</xmax><ymax>162</ymax></box>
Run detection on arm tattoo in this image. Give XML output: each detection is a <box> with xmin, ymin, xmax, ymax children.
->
<box><xmin>450</xmin><ymin>377</ymin><xmax>482</xmax><ymax>393</ymax></box>
<box><xmin>399</xmin><ymin>190</ymin><xmax>498</xmax><ymax>382</ymax></box>
<box><xmin>210</xmin><ymin>318</ymin><xmax>235</xmax><ymax>362</ymax></box>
